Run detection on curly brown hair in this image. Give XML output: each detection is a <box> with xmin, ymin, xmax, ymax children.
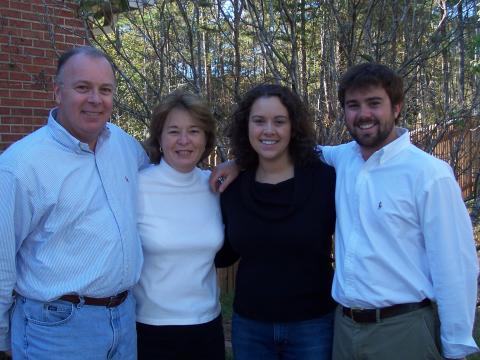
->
<box><xmin>144</xmin><ymin>90</ymin><xmax>216</xmax><ymax>164</ymax></box>
<box><xmin>227</xmin><ymin>84</ymin><xmax>318</xmax><ymax>170</ymax></box>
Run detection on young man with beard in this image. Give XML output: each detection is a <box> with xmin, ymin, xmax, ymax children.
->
<box><xmin>320</xmin><ymin>63</ymin><xmax>478</xmax><ymax>360</ymax></box>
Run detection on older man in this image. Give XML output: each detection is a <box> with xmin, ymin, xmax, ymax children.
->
<box><xmin>0</xmin><ymin>46</ymin><xmax>148</xmax><ymax>359</ymax></box>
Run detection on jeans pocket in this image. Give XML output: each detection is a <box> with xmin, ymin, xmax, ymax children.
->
<box><xmin>24</xmin><ymin>299</ymin><xmax>75</xmax><ymax>327</ymax></box>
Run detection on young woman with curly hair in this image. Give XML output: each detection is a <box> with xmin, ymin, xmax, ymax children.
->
<box><xmin>216</xmin><ymin>84</ymin><xmax>336</xmax><ymax>360</ymax></box>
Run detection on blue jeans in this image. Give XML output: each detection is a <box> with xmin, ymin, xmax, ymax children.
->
<box><xmin>11</xmin><ymin>292</ymin><xmax>137</xmax><ymax>360</ymax></box>
<box><xmin>232</xmin><ymin>312</ymin><xmax>334</xmax><ymax>360</ymax></box>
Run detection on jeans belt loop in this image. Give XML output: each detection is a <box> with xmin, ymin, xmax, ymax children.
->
<box><xmin>107</xmin><ymin>296</ymin><xmax>117</xmax><ymax>308</ymax></box>
<box><xmin>77</xmin><ymin>296</ymin><xmax>85</xmax><ymax>308</ymax></box>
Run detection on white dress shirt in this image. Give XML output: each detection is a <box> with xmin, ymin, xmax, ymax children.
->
<box><xmin>322</xmin><ymin>128</ymin><xmax>479</xmax><ymax>358</ymax></box>
<box><xmin>134</xmin><ymin>160</ymin><xmax>223</xmax><ymax>326</ymax></box>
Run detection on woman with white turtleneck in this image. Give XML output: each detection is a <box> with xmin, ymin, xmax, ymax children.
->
<box><xmin>134</xmin><ymin>90</ymin><xmax>224</xmax><ymax>360</ymax></box>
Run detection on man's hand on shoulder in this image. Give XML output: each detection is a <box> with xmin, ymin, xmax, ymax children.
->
<box><xmin>209</xmin><ymin>160</ymin><xmax>240</xmax><ymax>193</ymax></box>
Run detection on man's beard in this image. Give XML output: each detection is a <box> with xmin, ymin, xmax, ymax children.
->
<box><xmin>347</xmin><ymin>116</ymin><xmax>395</xmax><ymax>149</ymax></box>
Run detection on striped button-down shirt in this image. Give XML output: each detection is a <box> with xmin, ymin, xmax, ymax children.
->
<box><xmin>0</xmin><ymin>109</ymin><xmax>149</xmax><ymax>350</ymax></box>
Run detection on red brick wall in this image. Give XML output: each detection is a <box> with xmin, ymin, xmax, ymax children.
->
<box><xmin>0</xmin><ymin>0</ymin><xmax>87</xmax><ymax>151</ymax></box>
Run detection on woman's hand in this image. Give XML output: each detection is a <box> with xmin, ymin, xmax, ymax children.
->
<box><xmin>209</xmin><ymin>160</ymin><xmax>240</xmax><ymax>193</ymax></box>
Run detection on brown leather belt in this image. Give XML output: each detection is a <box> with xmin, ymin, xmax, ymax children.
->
<box><xmin>342</xmin><ymin>298</ymin><xmax>431</xmax><ymax>323</ymax></box>
<box><xmin>59</xmin><ymin>290</ymin><xmax>128</xmax><ymax>308</ymax></box>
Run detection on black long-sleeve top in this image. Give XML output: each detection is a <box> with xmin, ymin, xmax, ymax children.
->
<box><xmin>216</xmin><ymin>160</ymin><xmax>336</xmax><ymax>322</ymax></box>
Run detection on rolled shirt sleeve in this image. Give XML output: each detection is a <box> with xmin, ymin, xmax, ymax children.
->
<box><xmin>420</xmin><ymin>175</ymin><xmax>479</xmax><ymax>358</ymax></box>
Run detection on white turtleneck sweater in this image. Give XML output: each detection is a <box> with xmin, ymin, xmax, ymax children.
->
<box><xmin>134</xmin><ymin>159</ymin><xmax>223</xmax><ymax>325</ymax></box>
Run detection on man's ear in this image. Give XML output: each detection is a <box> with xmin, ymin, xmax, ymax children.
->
<box><xmin>53</xmin><ymin>83</ymin><xmax>61</xmax><ymax>105</ymax></box>
<box><xmin>393</xmin><ymin>102</ymin><xmax>402</xmax><ymax>120</ymax></box>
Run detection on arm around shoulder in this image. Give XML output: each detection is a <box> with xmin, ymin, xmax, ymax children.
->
<box><xmin>209</xmin><ymin>160</ymin><xmax>240</xmax><ymax>193</ymax></box>
<box><xmin>318</xmin><ymin>144</ymin><xmax>344</xmax><ymax>167</ymax></box>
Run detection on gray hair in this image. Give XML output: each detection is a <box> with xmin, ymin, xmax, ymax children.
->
<box><xmin>55</xmin><ymin>46</ymin><xmax>116</xmax><ymax>84</ymax></box>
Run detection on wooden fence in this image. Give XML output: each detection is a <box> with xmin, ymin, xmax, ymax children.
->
<box><xmin>410</xmin><ymin>120</ymin><xmax>479</xmax><ymax>200</ymax></box>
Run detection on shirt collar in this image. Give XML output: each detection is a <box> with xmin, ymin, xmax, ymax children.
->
<box><xmin>354</xmin><ymin>127</ymin><xmax>410</xmax><ymax>165</ymax></box>
<box><xmin>158</xmin><ymin>158</ymin><xmax>198</xmax><ymax>185</ymax></box>
<box><xmin>47</xmin><ymin>108</ymin><xmax>111</xmax><ymax>154</ymax></box>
